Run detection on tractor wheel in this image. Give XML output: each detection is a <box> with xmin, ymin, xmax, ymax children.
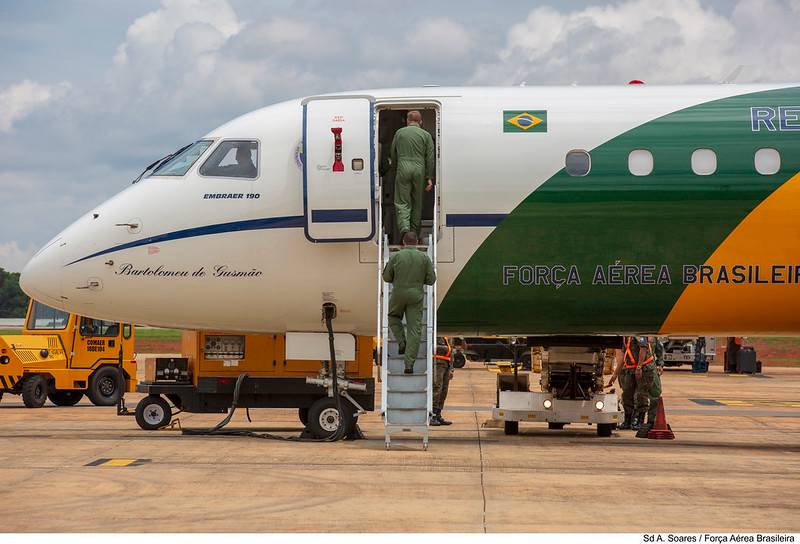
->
<box><xmin>135</xmin><ymin>395</ymin><xmax>172</xmax><ymax>430</ymax></box>
<box><xmin>48</xmin><ymin>390</ymin><xmax>84</xmax><ymax>406</ymax></box>
<box><xmin>22</xmin><ymin>375</ymin><xmax>48</xmax><ymax>408</ymax></box>
<box><xmin>87</xmin><ymin>366</ymin><xmax>123</xmax><ymax>406</ymax></box>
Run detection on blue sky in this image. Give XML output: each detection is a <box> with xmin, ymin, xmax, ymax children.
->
<box><xmin>1</xmin><ymin>0</ymin><xmax>799</xmax><ymax>271</ymax></box>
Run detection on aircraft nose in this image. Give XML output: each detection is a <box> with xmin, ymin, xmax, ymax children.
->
<box><xmin>20</xmin><ymin>237</ymin><xmax>64</xmax><ymax>307</ymax></box>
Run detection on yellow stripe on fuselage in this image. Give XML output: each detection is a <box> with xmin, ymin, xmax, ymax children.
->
<box><xmin>662</xmin><ymin>171</ymin><xmax>800</xmax><ymax>335</ymax></box>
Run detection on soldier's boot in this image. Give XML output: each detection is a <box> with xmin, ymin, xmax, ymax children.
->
<box><xmin>438</xmin><ymin>412</ymin><xmax>453</xmax><ymax>426</ymax></box>
<box><xmin>430</xmin><ymin>410</ymin><xmax>443</xmax><ymax>426</ymax></box>
<box><xmin>618</xmin><ymin>414</ymin><xmax>632</xmax><ymax>430</ymax></box>
<box><xmin>635</xmin><ymin>424</ymin><xmax>652</xmax><ymax>438</ymax></box>
<box><xmin>630</xmin><ymin>416</ymin><xmax>641</xmax><ymax>431</ymax></box>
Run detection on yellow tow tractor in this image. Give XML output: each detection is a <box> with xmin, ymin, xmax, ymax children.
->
<box><xmin>0</xmin><ymin>300</ymin><xmax>136</xmax><ymax>408</ymax></box>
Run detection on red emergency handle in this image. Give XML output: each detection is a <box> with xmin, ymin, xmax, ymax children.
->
<box><xmin>331</xmin><ymin>127</ymin><xmax>344</xmax><ymax>172</ymax></box>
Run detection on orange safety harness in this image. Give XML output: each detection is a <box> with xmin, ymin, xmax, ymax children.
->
<box><xmin>623</xmin><ymin>336</ymin><xmax>654</xmax><ymax>369</ymax></box>
<box><xmin>435</xmin><ymin>338</ymin><xmax>452</xmax><ymax>363</ymax></box>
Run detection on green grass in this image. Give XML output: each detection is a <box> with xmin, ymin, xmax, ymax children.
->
<box><xmin>134</xmin><ymin>328</ymin><xmax>182</xmax><ymax>340</ymax></box>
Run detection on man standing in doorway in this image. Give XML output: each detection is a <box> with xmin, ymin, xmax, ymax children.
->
<box><xmin>390</xmin><ymin>110</ymin><xmax>435</xmax><ymax>237</ymax></box>
<box><xmin>382</xmin><ymin>231</ymin><xmax>437</xmax><ymax>374</ymax></box>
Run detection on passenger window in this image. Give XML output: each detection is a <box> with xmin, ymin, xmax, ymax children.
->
<box><xmin>628</xmin><ymin>149</ymin><xmax>653</xmax><ymax>176</ymax></box>
<box><xmin>80</xmin><ymin>317</ymin><xmax>120</xmax><ymax>338</ymax></box>
<box><xmin>754</xmin><ymin>148</ymin><xmax>780</xmax><ymax>175</ymax></box>
<box><xmin>691</xmin><ymin>149</ymin><xmax>717</xmax><ymax>176</ymax></box>
<box><xmin>151</xmin><ymin>140</ymin><xmax>213</xmax><ymax>177</ymax></box>
<box><xmin>200</xmin><ymin>140</ymin><xmax>259</xmax><ymax>179</ymax></box>
<box><xmin>565</xmin><ymin>150</ymin><xmax>591</xmax><ymax>176</ymax></box>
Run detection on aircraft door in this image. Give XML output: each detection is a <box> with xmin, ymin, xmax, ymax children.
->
<box><xmin>302</xmin><ymin>95</ymin><xmax>375</xmax><ymax>242</ymax></box>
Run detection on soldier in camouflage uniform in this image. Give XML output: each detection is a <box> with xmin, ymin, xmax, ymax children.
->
<box><xmin>636</xmin><ymin>337</ymin><xmax>665</xmax><ymax>438</ymax></box>
<box><xmin>431</xmin><ymin>340</ymin><xmax>453</xmax><ymax>426</ymax></box>
<box><xmin>608</xmin><ymin>336</ymin><xmax>657</xmax><ymax>430</ymax></box>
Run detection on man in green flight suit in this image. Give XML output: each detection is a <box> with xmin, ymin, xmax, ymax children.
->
<box><xmin>390</xmin><ymin>110</ymin><xmax>435</xmax><ymax>237</ymax></box>
<box><xmin>382</xmin><ymin>231</ymin><xmax>437</xmax><ymax>374</ymax></box>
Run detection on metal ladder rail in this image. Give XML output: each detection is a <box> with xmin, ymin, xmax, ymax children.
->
<box><xmin>380</xmin><ymin>234</ymin><xmax>390</xmax><ymax>416</ymax></box>
<box><xmin>426</xmin><ymin>195</ymin><xmax>438</xmax><ymax>423</ymax></box>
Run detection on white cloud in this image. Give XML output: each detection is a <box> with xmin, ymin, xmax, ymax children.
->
<box><xmin>471</xmin><ymin>0</ymin><xmax>800</xmax><ymax>85</ymax></box>
<box><xmin>406</xmin><ymin>18</ymin><xmax>472</xmax><ymax>63</ymax></box>
<box><xmin>114</xmin><ymin>0</ymin><xmax>242</xmax><ymax>66</ymax></box>
<box><xmin>0</xmin><ymin>241</ymin><xmax>37</xmax><ymax>273</ymax></box>
<box><xmin>0</xmin><ymin>80</ymin><xmax>70</xmax><ymax>133</ymax></box>
<box><xmin>112</xmin><ymin>0</ymin><xmax>244</xmax><ymax>98</ymax></box>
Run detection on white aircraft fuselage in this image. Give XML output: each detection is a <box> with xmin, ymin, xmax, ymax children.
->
<box><xmin>20</xmin><ymin>84</ymin><xmax>800</xmax><ymax>336</ymax></box>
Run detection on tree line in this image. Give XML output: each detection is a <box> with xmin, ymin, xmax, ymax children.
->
<box><xmin>0</xmin><ymin>268</ymin><xmax>29</xmax><ymax>318</ymax></box>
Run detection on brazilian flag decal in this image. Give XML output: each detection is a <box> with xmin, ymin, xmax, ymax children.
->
<box><xmin>504</xmin><ymin>110</ymin><xmax>547</xmax><ymax>133</ymax></box>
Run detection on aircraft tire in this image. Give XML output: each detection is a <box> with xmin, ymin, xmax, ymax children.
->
<box><xmin>548</xmin><ymin>422</ymin><xmax>566</xmax><ymax>430</ymax></box>
<box><xmin>298</xmin><ymin>407</ymin><xmax>310</xmax><ymax>426</ymax></box>
<box><xmin>307</xmin><ymin>397</ymin><xmax>354</xmax><ymax>439</ymax></box>
<box><xmin>504</xmin><ymin>420</ymin><xmax>519</xmax><ymax>435</ymax></box>
<box><xmin>21</xmin><ymin>375</ymin><xmax>48</xmax><ymax>408</ymax></box>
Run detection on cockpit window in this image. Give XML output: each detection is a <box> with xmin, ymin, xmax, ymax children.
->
<box><xmin>199</xmin><ymin>140</ymin><xmax>259</xmax><ymax>179</ymax></box>
<box><xmin>151</xmin><ymin>140</ymin><xmax>213</xmax><ymax>177</ymax></box>
<box><xmin>27</xmin><ymin>301</ymin><xmax>69</xmax><ymax>330</ymax></box>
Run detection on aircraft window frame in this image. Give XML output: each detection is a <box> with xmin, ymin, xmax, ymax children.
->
<box><xmin>691</xmin><ymin>148</ymin><xmax>717</xmax><ymax>176</ymax></box>
<box><xmin>79</xmin><ymin>317</ymin><xmax>120</xmax><ymax>338</ymax></box>
<box><xmin>565</xmin><ymin>149</ymin><xmax>591</xmax><ymax>177</ymax></box>
<box><xmin>628</xmin><ymin>149</ymin><xmax>654</xmax><ymax>177</ymax></box>
<box><xmin>26</xmin><ymin>301</ymin><xmax>70</xmax><ymax>330</ymax></box>
<box><xmin>754</xmin><ymin>148</ymin><xmax>780</xmax><ymax>175</ymax></box>
<box><xmin>150</xmin><ymin>139</ymin><xmax>214</xmax><ymax>178</ymax></box>
<box><xmin>198</xmin><ymin>139</ymin><xmax>260</xmax><ymax>180</ymax></box>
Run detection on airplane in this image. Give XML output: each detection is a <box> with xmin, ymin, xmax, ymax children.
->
<box><xmin>19</xmin><ymin>83</ymin><xmax>800</xmax><ymax>339</ymax></box>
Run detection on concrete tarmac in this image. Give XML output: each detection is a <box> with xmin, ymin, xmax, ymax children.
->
<box><xmin>0</xmin><ymin>362</ymin><xmax>798</xmax><ymax>533</ymax></box>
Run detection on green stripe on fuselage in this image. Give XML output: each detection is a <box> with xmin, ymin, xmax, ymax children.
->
<box><xmin>439</xmin><ymin>87</ymin><xmax>800</xmax><ymax>334</ymax></box>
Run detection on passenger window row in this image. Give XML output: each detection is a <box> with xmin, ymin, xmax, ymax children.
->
<box><xmin>564</xmin><ymin>148</ymin><xmax>782</xmax><ymax>177</ymax></box>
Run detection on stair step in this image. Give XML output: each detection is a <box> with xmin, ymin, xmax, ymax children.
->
<box><xmin>387</xmin><ymin>392</ymin><xmax>427</xmax><ymax>409</ymax></box>
<box><xmin>386</xmin><ymin>410</ymin><xmax>428</xmax><ymax>426</ymax></box>
<box><xmin>387</xmin><ymin>358</ymin><xmax>427</xmax><ymax>375</ymax></box>
<box><xmin>387</xmin><ymin>374</ymin><xmax>427</xmax><ymax>391</ymax></box>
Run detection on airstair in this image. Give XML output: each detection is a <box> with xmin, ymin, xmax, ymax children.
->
<box><xmin>378</xmin><ymin>208</ymin><xmax>437</xmax><ymax>450</ymax></box>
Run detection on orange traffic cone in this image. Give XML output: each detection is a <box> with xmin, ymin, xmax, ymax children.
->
<box><xmin>647</xmin><ymin>397</ymin><xmax>675</xmax><ymax>440</ymax></box>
